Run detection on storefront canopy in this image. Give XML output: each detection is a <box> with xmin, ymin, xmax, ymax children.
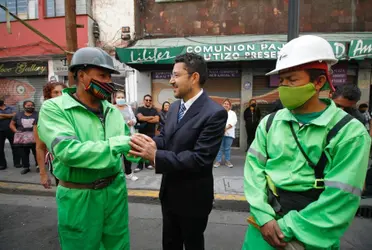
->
<box><xmin>116</xmin><ymin>33</ymin><xmax>372</xmax><ymax>66</ymax></box>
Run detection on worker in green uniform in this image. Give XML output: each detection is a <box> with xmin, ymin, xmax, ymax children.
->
<box><xmin>242</xmin><ymin>35</ymin><xmax>371</xmax><ymax>250</ymax></box>
<box><xmin>38</xmin><ymin>47</ymin><xmax>134</xmax><ymax>250</ymax></box>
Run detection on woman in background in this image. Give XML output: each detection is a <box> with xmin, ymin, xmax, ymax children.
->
<box><xmin>214</xmin><ymin>99</ymin><xmax>237</xmax><ymax>168</ymax></box>
<box><xmin>115</xmin><ymin>91</ymin><xmax>139</xmax><ymax>181</ymax></box>
<box><xmin>10</xmin><ymin>101</ymin><xmax>38</xmax><ymax>175</ymax></box>
<box><xmin>158</xmin><ymin>101</ymin><xmax>170</xmax><ymax>132</ymax></box>
<box><xmin>34</xmin><ymin>81</ymin><xmax>66</xmax><ymax>188</ymax></box>
<box><xmin>243</xmin><ymin>99</ymin><xmax>261</xmax><ymax>150</ymax></box>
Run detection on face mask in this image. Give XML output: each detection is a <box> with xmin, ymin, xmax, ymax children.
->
<box><xmin>116</xmin><ymin>99</ymin><xmax>126</xmax><ymax>106</ymax></box>
<box><xmin>85</xmin><ymin>78</ymin><xmax>115</xmax><ymax>100</ymax></box>
<box><xmin>0</xmin><ymin>100</ymin><xmax>4</xmax><ymax>106</ymax></box>
<box><xmin>25</xmin><ymin>107</ymin><xmax>35</xmax><ymax>113</ymax></box>
<box><xmin>279</xmin><ymin>83</ymin><xmax>316</xmax><ymax>110</ymax></box>
<box><xmin>250</xmin><ymin>103</ymin><xmax>257</xmax><ymax>108</ymax></box>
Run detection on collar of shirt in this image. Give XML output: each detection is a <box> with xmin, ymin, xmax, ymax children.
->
<box><xmin>181</xmin><ymin>89</ymin><xmax>203</xmax><ymax>112</ymax></box>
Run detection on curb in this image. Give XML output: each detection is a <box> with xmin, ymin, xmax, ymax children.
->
<box><xmin>0</xmin><ymin>181</ymin><xmax>249</xmax><ymax>212</ymax></box>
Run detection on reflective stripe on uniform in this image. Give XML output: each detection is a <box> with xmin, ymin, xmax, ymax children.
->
<box><xmin>325</xmin><ymin>180</ymin><xmax>362</xmax><ymax>196</ymax></box>
<box><xmin>248</xmin><ymin>148</ymin><xmax>267</xmax><ymax>164</ymax></box>
<box><xmin>51</xmin><ymin>136</ymin><xmax>79</xmax><ymax>153</ymax></box>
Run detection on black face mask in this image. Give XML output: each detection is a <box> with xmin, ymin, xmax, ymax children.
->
<box><xmin>25</xmin><ymin>107</ymin><xmax>35</xmax><ymax>113</ymax></box>
<box><xmin>250</xmin><ymin>103</ymin><xmax>257</xmax><ymax>108</ymax></box>
<box><xmin>0</xmin><ymin>100</ymin><xmax>4</xmax><ymax>106</ymax></box>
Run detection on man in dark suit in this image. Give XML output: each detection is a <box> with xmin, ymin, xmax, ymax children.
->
<box><xmin>129</xmin><ymin>53</ymin><xmax>227</xmax><ymax>250</ymax></box>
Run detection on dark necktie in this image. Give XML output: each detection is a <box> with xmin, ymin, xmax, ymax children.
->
<box><xmin>178</xmin><ymin>103</ymin><xmax>186</xmax><ymax>122</ymax></box>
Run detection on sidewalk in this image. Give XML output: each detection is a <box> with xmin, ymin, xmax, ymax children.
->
<box><xmin>0</xmin><ymin>144</ymin><xmax>248</xmax><ymax>209</ymax></box>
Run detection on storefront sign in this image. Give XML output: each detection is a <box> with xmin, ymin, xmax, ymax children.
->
<box><xmin>52</xmin><ymin>59</ymin><xmax>68</xmax><ymax>75</ymax></box>
<box><xmin>208</xmin><ymin>69</ymin><xmax>241</xmax><ymax>78</ymax></box>
<box><xmin>152</xmin><ymin>69</ymin><xmax>241</xmax><ymax>79</ymax></box>
<box><xmin>349</xmin><ymin>39</ymin><xmax>372</xmax><ymax>59</ymax></box>
<box><xmin>117</xmin><ymin>41</ymin><xmax>347</xmax><ymax>64</ymax></box>
<box><xmin>0</xmin><ymin>61</ymin><xmax>47</xmax><ymax>76</ymax></box>
<box><xmin>332</xmin><ymin>63</ymin><xmax>348</xmax><ymax>86</ymax></box>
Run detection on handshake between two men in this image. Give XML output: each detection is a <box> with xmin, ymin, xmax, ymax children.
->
<box><xmin>128</xmin><ymin>133</ymin><xmax>157</xmax><ymax>166</ymax></box>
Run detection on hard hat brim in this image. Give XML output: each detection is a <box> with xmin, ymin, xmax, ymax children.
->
<box><xmin>69</xmin><ymin>64</ymin><xmax>120</xmax><ymax>75</ymax></box>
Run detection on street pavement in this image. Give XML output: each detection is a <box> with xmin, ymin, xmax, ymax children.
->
<box><xmin>1</xmin><ymin>193</ymin><xmax>372</xmax><ymax>250</ymax></box>
<box><xmin>0</xmin><ymin>143</ymin><xmax>247</xmax><ymax>196</ymax></box>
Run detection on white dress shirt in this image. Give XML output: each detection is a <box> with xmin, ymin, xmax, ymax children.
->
<box><xmin>181</xmin><ymin>89</ymin><xmax>204</xmax><ymax>115</ymax></box>
<box><xmin>225</xmin><ymin>110</ymin><xmax>238</xmax><ymax>138</ymax></box>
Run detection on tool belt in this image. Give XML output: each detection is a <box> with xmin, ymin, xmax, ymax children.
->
<box><xmin>59</xmin><ymin>173</ymin><xmax>119</xmax><ymax>190</ymax></box>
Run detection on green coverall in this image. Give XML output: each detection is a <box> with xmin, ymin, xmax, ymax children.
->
<box><xmin>242</xmin><ymin>99</ymin><xmax>371</xmax><ymax>250</ymax></box>
<box><xmin>38</xmin><ymin>88</ymin><xmax>132</xmax><ymax>250</ymax></box>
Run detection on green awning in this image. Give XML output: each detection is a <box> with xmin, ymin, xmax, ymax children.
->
<box><xmin>116</xmin><ymin>33</ymin><xmax>372</xmax><ymax>65</ymax></box>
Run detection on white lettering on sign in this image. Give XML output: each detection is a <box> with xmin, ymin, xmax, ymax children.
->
<box><xmin>351</xmin><ymin>40</ymin><xmax>372</xmax><ymax>58</ymax></box>
<box><xmin>130</xmin><ymin>48</ymin><xmax>175</xmax><ymax>63</ymax></box>
<box><xmin>333</xmin><ymin>42</ymin><xmax>346</xmax><ymax>59</ymax></box>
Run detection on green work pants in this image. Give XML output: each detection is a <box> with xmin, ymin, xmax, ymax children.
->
<box><xmin>56</xmin><ymin>172</ymin><xmax>129</xmax><ymax>250</ymax></box>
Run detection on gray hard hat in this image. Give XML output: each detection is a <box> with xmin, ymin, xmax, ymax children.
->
<box><xmin>69</xmin><ymin>47</ymin><xmax>120</xmax><ymax>74</ymax></box>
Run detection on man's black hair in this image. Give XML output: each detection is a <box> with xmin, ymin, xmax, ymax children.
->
<box><xmin>174</xmin><ymin>53</ymin><xmax>208</xmax><ymax>86</ymax></box>
<box><xmin>143</xmin><ymin>94</ymin><xmax>152</xmax><ymax>100</ymax></box>
<box><xmin>332</xmin><ymin>84</ymin><xmax>361</xmax><ymax>102</ymax></box>
<box><xmin>23</xmin><ymin>100</ymin><xmax>35</xmax><ymax>107</ymax></box>
<box><xmin>359</xmin><ymin>103</ymin><xmax>369</xmax><ymax>109</ymax></box>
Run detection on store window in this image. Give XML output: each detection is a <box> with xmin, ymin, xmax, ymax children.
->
<box><xmin>0</xmin><ymin>0</ymin><xmax>38</xmax><ymax>22</ymax></box>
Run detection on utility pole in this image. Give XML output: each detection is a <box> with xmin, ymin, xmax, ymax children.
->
<box><xmin>65</xmin><ymin>0</ymin><xmax>78</xmax><ymax>85</ymax></box>
<box><xmin>287</xmin><ymin>0</ymin><xmax>300</xmax><ymax>42</ymax></box>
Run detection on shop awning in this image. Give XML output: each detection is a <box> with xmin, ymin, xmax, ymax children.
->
<box><xmin>116</xmin><ymin>33</ymin><xmax>372</xmax><ymax>66</ymax></box>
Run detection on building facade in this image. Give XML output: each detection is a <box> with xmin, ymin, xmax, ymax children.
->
<box><xmin>116</xmin><ymin>0</ymin><xmax>372</xmax><ymax>150</ymax></box>
<box><xmin>0</xmin><ymin>0</ymin><xmax>95</xmax><ymax>111</ymax></box>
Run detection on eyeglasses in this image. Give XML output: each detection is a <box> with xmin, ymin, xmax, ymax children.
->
<box><xmin>145</xmin><ymin>99</ymin><xmax>152</xmax><ymax>102</ymax></box>
<box><xmin>170</xmin><ymin>72</ymin><xmax>194</xmax><ymax>79</ymax></box>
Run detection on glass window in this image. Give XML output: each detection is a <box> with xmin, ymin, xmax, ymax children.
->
<box><xmin>0</xmin><ymin>0</ymin><xmax>38</xmax><ymax>22</ymax></box>
<box><xmin>45</xmin><ymin>0</ymin><xmax>90</xmax><ymax>17</ymax></box>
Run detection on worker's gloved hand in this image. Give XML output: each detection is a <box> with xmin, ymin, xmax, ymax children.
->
<box><xmin>260</xmin><ymin>219</ymin><xmax>287</xmax><ymax>249</ymax></box>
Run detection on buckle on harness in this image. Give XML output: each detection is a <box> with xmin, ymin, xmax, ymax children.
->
<box><xmin>93</xmin><ymin>179</ymin><xmax>109</xmax><ymax>189</ymax></box>
<box><xmin>313</xmin><ymin>179</ymin><xmax>325</xmax><ymax>189</ymax></box>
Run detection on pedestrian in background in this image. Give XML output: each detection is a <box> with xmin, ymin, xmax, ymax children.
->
<box><xmin>115</xmin><ymin>90</ymin><xmax>138</xmax><ymax>181</ymax></box>
<box><xmin>34</xmin><ymin>81</ymin><xmax>67</xmax><ymax>188</ymax></box>
<box><xmin>134</xmin><ymin>94</ymin><xmax>159</xmax><ymax>172</ymax></box>
<box><xmin>158</xmin><ymin>101</ymin><xmax>170</xmax><ymax>133</ymax></box>
<box><xmin>214</xmin><ymin>98</ymin><xmax>237</xmax><ymax>168</ymax></box>
<box><xmin>244</xmin><ymin>99</ymin><xmax>261</xmax><ymax>150</ymax></box>
<box><xmin>0</xmin><ymin>97</ymin><xmax>17</xmax><ymax>170</ymax></box>
<box><xmin>358</xmin><ymin>103</ymin><xmax>372</xmax><ymax>135</ymax></box>
<box><xmin>332</xmin><ymin>84</ymin><xmax>365</xmax><ymax>124</ymax></box>
<box><xmin>9</xmin><ymin>100</ymin><xmax>38</xmax><ymax>175</ymax></box>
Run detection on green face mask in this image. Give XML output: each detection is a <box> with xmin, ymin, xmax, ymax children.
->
<box><xmin>278</xmin><ymin>83</ymin><xmax>316</xmax><ymax>110</ymax></box>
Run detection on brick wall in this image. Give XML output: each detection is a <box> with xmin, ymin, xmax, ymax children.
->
<box><xmin>136</xmin><ymin>0</ymin><xmax>372</xmax><ymax>37</ymax></box>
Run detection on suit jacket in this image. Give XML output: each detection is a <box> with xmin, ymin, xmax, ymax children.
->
<box><xmin>153</xmin><ymin>91</ymin><xmax>227</xmax><ymax>217</ymax></box>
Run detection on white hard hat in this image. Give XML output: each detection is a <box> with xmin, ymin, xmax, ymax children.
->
<box><xmin>267</xmin><ymin>35</ymin><xmax>338</xmax><ymax>76</ymax></box>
